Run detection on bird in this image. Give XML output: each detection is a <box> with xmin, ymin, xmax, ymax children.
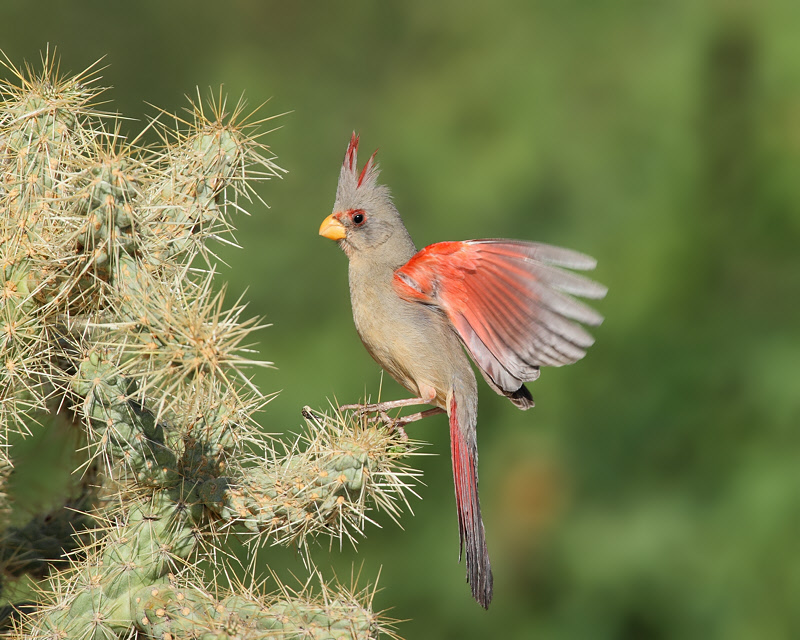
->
<box><xmin>318</xmin><ymin>133</ymin><xmax>606</xmax><ymax>608</ymax></box>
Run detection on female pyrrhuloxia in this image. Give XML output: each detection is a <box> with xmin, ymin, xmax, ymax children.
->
<box><xmin>319</xmin><ymin>134</ymin><xmax>606</xmax><ymax>608</ymax></box>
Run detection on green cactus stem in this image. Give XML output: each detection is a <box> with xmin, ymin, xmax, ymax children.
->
<box><xmin>0</xmin><ymin>51</ymin><xmax>419</xmax><ymax>640</ymax></box>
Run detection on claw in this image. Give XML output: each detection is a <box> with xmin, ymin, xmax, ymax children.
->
<box><xmin>338</xmin><ymin>402</ymin><xmax>412</xmax><ymax>440</ymax></box>
<box><xmin>392</xmin><ymin>423</ymin><xmax>409</xmax><ymax>441</ymax></box>
<box><xmin>338</xmin><ymin>400</ymin><xmax>444</xmax><ymax>440</ymax></box>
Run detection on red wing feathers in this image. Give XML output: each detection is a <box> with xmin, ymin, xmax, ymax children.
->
<box><xmin>393</xmin><ymin>240</ymin><xmax>607</xmax><ymax>393</ymax></box>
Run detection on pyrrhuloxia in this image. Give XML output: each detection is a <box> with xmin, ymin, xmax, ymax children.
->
<box><xmin>319</xmin><ymin>133</ymin><xmax>606</xmax><ymax>608</ymax></box>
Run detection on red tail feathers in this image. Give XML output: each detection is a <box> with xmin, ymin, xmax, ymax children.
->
<box><xmin>449</xmin><ymin>394</ymin><xmax>493</xmax><ymax>608</ymax></box>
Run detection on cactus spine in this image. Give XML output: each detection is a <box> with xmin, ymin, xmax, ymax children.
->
<box><xmin>0</xmin><ymin>51</ymin><xmax>416</xmax><ymax>639</ymax></box>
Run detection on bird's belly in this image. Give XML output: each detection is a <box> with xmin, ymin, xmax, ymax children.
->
<box><xmin>352</xmin><ymin>298</ymin><xmax>465</xmax><ymax>408</ymax></box>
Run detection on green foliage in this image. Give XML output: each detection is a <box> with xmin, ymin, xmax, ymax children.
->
<box><xmin>0</xmin><ymin>53</ymin><xmax>415</xmax><ymax>639</ymax></box>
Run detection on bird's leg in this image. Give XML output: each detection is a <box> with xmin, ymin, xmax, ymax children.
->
<box><xmin>340</xmin><ymin>396</ymin><xmax>429</xmax><ymax>414</ymax></box>
<box><xmin>387</xmin><ymin>407</ymin><xmax>446</xmax><ymax>440</ymax></box>
<box><xmin>341</xmin><ymin>384</ymin><xmax>443</xmax><ymax>438</ymax></box>
<box><xmin>394</xmin><ymin>406</ymin><xmax>445</xmax><ymax>425</ymax></box>
<box><xmin>342</xmin><ymin>400</ymin><xmax>445</xmax><ymax>440</ymax></box>
<box><xmin>341</xmin><ymin>381</ymin><xmax>439</xmax><ymax>416</ymax></box>
<box><xmin>369</xmin><ymin>407</ymin><xmax>446</xmax><ymax>440</ymax></box>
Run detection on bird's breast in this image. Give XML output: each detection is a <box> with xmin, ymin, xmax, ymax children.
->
<box><xmin>348</xmin><ymin>265</ymin><xmax>473</xmax><ymax>407</ymax></box>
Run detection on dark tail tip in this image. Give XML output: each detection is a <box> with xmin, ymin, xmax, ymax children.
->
<box><xmin>460</xmin><ymin>514</ymin><xmax>494</xmax><ymax>608</ymax></box>
<box><xmin>460</xmin><ymin>472</ymin><xmax>494</xmax><ymax>608</ymax></box>
<box><xmin>508</xmin><ymin>383</ymin><xmax>535</xmax><ymax>410</ymax></box>
<box><xmin>471</xmin><ymin>549</ymin><xmax>494</xmax><ymax>609</ymax></box>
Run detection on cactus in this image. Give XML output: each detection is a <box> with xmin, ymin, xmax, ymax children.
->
<box><xmin>0</xmin><ymin>51</ymin><xmax>418</xmax><ymax>639</ymax></box>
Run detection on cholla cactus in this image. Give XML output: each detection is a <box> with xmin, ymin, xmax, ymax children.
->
<box><xmin>0</xmin><ymin>51</ymin><xmax>419</xmax><ymax>639</ymax></box>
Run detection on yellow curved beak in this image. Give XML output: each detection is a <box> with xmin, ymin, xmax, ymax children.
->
<box><xmin>319</xmin><ymin>213</ymin><xmax>346</xmax><ymax>240</ymax></box>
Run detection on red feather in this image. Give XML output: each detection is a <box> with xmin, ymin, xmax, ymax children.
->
<box><xmin>345</xmin><ymin>132</ymin><xmax>359</xmax><ymax>171</ymax></box>
<box><xmin>357</xmin><ymin>149</ymin><xmax>378</xmax><ymax>188</ymax></box>
<box><xmin>449</xmin><ymin>394</ymin><xmax>492</xmax><ymax>608</ymax></box>
<box><xmin>393</xmin><ymin>240</ymin><xmax>606</xmax><ymax>393</ymax></box>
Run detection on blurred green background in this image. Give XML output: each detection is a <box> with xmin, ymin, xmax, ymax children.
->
<box><xmin>5</xmin><ymin>1</ymin><xmax>800</xmax><ymax>638</ymax></box>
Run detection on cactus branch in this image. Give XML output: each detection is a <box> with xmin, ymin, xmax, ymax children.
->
<box><xmin>0</xmin><ymin>51</ymin><xmax>419</xmax><ymax>639</ymax></box>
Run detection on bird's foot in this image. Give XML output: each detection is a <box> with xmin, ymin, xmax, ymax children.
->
<box><xmin>339</xmin><ymin>401</ymin><xmax>445</xmax><ymax>440</ymax></box>
<box><xmin>339</xmin><ymin>402</ymin><xmax>409</xmax><ymax>438</ymax></box>
<box><xmin>375</xmin><ymin>410</ymin><xmax>409</xmax><ymax>441</ymax></box>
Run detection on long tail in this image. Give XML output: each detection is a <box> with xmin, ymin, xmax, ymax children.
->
<box><xmin>448</xmin><ymin>392</ymin><xmax>493</xmax><ymax>608</ymax></box>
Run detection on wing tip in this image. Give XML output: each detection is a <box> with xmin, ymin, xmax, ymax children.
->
<box><xmin>467</xmin><ymin>239</ymin><xmax>601</xmax><ymax>270</ymax></box>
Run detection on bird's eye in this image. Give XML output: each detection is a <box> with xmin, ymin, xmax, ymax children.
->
<box><xmin>351</xmin><ymin>211</ymin><xmax>365</xmax><ymax>226</ymax></box>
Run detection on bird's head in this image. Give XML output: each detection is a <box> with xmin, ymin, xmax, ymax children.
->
<box><xmin>319</xmin><ymin>133</ymin><xmax>412</xmax><ymax>258</ymax></box>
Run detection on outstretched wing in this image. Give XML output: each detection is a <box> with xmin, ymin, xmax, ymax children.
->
<box><xmin>393</xmin><ymin>239</ymin><xmax>607</xmax><ymax>394</ymax></box>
